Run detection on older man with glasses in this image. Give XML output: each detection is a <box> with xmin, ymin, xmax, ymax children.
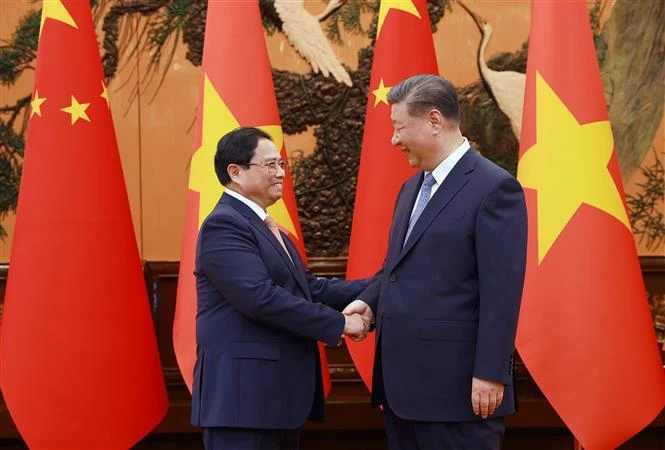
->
<box><xmin>190</xmin><ymin>127</ymin><xmax>372</xmax><ymax>450</ymax></box>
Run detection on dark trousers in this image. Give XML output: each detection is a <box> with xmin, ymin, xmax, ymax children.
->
<box><xmin>375</xmin><ymin>337</ymin><xmax>505</xmax><ymax>450</ymax></box>
<box><xmin>383</xmin><ymin>401</ymin><xmax>505</xmax><ymax>450</ymax></box>
<box><xmin>203</xmin><ymin>427</ymin><xmax>300</xmax><ymax>450</ymax></box>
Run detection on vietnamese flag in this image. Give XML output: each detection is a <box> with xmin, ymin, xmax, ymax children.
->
<box><xmin>172</xmin><ymin>0</ymin><xmax>331</xmax><ymax>395</ymax></box>
<box><xmin>515</xmin><ymin>0</ymin><xmax>665</xmax><ymax>448</ymax></box>
<box><xmin>346</xmin><ymin>0</ymin><xmax>438</xmax><ymax>391</ymax></box>
<box><xmin>0</xmin><ymin>1</ymin><xmax>167</xmax><ymax>448</ymax></box>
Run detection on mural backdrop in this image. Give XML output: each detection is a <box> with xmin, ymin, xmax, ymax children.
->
<box><xmin>0</xmin><ymin>0</ymin><xmax>663</xmax><ymax>261</ymax></box>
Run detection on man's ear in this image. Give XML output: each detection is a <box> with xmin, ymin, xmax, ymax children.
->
<box><xmin>428</xmin><ymin>109</ymin><xmax>443</xmax><ymax>132</ymax></box>
<box><xmin>227</xmin><ymin>164</ymin><xmax>241</xmax><ymax>182</ymax></box>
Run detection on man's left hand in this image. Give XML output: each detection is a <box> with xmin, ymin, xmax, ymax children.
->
<box><xmin>471</xmin><ymin>377</ymin><xmax>504</xmax><ymax>419</ymax></box>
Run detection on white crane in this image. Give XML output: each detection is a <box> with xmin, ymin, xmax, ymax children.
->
<box><xmin>458</xmin><ymin>0</ymin><xmax>526</xmax><ymax>140</ymax></box>
<box><xmin>274</xmin><ymin>0</ymin><xmax>353</xmax><ymax>87</ymax></box>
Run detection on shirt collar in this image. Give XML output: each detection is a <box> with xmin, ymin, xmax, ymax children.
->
<box><xmin>224</xmin><ymin>188</ymin><xmax>267</xmax><ymax>221</ymax></box>
<box><xmin>427</xmin><ymin>137</ymin><xmax>470</xmax><ymax>185</ymax></box>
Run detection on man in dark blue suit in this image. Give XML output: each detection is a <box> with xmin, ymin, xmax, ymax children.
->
<box><xmin>191</xmin><ymin>127</ymin><xmax>371</xmax><ymax>450</ymax></box>
<box><xmin>346</xmin><ymin>74</ymin><xmax>528</xmax><ymax>449</ymax></box>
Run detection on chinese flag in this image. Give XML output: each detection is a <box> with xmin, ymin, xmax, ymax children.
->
<box><xmin>515</xmin><ymin>0</ymin><xmax>665</xmax><ymax>448</ymax></box>
<box><xmin>172</xmin><ymin>1</ymin><xmax>331</xmax><ymax>395</ymax></box>
<box><xmin>346</xmin><ymin>0</ymin><xmax>438</xmax><ymax>391</ymax></box>
<box><xmin>0</xmin><ymin>1</ymin><xmax>167</xmax><ymax>448</ymax></box>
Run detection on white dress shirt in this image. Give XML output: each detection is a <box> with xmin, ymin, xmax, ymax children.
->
<box><xmin>409</xmin><ymin>137</ymin><xmax>471</xmax><ymax>219</ymax></box>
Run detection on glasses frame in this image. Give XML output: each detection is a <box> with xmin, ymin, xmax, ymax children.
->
<box><xmin>234</xmin><ymin>159</ymin><xmax>287</xmax><ymax>175</ymax></box>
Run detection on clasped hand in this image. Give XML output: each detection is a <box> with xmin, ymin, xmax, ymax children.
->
<box><xmin>341</xmin><ymin>300</ymin><xmax>373</xmax><ymax>341</ymax></box>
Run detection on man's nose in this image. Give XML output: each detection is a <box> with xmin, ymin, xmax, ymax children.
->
<box><xmin>391</xmin><ymin>131</ymin><xmax>400</xmax><ymax>146</ymax></box>
<box><xmin>275</xmin><ymin>165</ymin><xmax>285</xmax><ymax>177</ymax></box>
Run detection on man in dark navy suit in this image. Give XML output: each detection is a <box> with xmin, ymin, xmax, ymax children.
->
<box><xmin>191</xmin><ymin>127</ymin><xmax>371</xmax><ymax>450</ymax></box>
<box><xmin>346</xmin><ymin>74</ymin><xmax>528</xmax><ymax>449</ymax></box>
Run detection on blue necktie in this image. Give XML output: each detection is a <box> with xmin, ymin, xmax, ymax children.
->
<box><xmin>404</xmin><ymin>173</ymin><xmax>436</xmax><ymax>245</ymax></box>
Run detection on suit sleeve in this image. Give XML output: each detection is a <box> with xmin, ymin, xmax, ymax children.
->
<box><xmin>198</xmin><ymin>213</ymin><xmax>345</xmax><ymax>347</ymax></box>
<box><xmin>473</xmin><ymin>176</ymin><xmax>528</xmax><ymax>384</ymax></box>
<box><xmin>357</xmin><ymin>270</ymin><xmax>382</xmax><ymax>313</ymax></box>
<box><xmin>307</xmin><ymin>273</ymin><xmax>372</xmax><ymax>311</ymax></box>
<box><xmin>356</xmin><ymin>180</ymin><xmax>408</xmax><ymax>313</ymax></box>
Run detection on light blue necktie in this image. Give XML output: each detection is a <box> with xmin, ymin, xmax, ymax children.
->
<box><xmin>404</xmin><ymin>173</ymin><xmax>436</xmax><ymax>245</ymax></box>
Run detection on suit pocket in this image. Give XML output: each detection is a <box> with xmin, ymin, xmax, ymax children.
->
<box><xmin>420</xmin><ymin>320</ymin><xmax>477</xmax><ymax>341</ymax></box>
<box><xmin>228</xmin><ymin>342</ymin><xmax>280</xmax><ymax>360</ymax></box>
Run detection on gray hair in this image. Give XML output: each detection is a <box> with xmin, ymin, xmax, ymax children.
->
<box><xmin>387</xmin><ymin>74</ymin><xmax>460</xmax><ymax>122</ymax></box>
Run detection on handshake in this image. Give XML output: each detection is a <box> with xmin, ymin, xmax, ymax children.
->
<box><xmin>341</xmin><ymin>300</ymin><xmax>373</xmax><ymax>342</ymax></box>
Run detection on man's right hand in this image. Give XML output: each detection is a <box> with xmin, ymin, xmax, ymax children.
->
<box><xmin>343</xmin><ymin>300</ymin><xmax>374</xmax><ymax>326</ymax></box>
<box><xmin>343</xmin><ymin>313</ymin><xmax>369</xmax><ymax>341</ymax></box>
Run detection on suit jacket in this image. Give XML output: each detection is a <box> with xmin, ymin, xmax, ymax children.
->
<box><xmin>362</xmin><ymin>148</ymin><xmax>528</xmax><ymax>422</ymax></box>
<box><xmin>191</xmin><ymin>194</ymin><xmax>368</xmax><ymax>429</ymax></box>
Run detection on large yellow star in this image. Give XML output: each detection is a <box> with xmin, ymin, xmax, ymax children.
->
<box><xmin>60</xmin><ymin>95</ymin><xmax>90</xmax><ymax>125</ymax></box>
<box><xmin>100</xmin><ymin>81</ymin><xmax>110</xmax><ymax>108</ymax></box>
<box><xmin>30</xmin><ymin>90</ymin><xmax>47</xmax><ymax>118</ymax></box>
<box><xmin>372</xmin><ymin>79</ymin><xmax>392</xmax><ymax>107</ymax></box>
<box><xmin>40</xmin><ymin>0</ymin><xmax>78</xmax><ymax>36</ymax></box>
<box><xmin>517</xmin><ymin>72</ymin><xmax>629</xmax><ymax>264</ymax></box>
<box><xmin>377</xmin><ymin>0</ymin><xmax>421</xmax><ymax>39</ymax></box>
<box><xmin>189</xmin><ymin>74</ymin><xmax>297</xmax><ymax>237</ymax></box>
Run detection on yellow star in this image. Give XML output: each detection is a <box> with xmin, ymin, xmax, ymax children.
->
<box><xmin>40</xmin><ymin>0</ymin><xmax>78</xmax><ymax>36</ymax></box>
<box><xmin>30</xmin><ymin>90</ymin><xmax>47</xmax><ymax>118</ymax></box>
<box><xmin>372</xmin><ymin>79</ymin><xmax>392</xmax><ymax>107</ymax></box>
<box><xmin>189</xmin><ymin>74</ymin><xmax>298</xmax><ymax>237</ymax></box>
<box><xmin>377</xmin><ymin>0</ymin><xmax>421</xmax><ymax>39</ymax></box>
<box><xmin>60</xmin><ymin>95</ymin><xmax>90</xmax><ymax>125</ymax></box>
<box><xmin>517</xmin><ymin>72</ymin><xmax>629</xmax><ymax>264</ymax></box>
<box><xmin>100</xmin><ymin>81</ymin><xmax>110</xmax><ymax>108</ymax></box>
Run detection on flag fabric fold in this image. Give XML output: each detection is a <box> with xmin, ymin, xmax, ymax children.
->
<box><xmin>345</xmin><ymin>0</ymin><xmax>438</xmax><ymax>391</ymax></box>
<box><xmin>173</xmin><ymin>0</ymin><xmax>331</xmax><ymax>395</ymax></box>
<box><xmin>515</xmin><ymin>1</ymin><xmax>665</xmax><ymax>448</ymax></box>
<box><xmin>0</xmin><ymin>1</ymin><xmax>167</xmax><ymax>447</ymax></box>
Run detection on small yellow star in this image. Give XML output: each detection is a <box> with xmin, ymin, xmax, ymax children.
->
<box><xmin>100</xmin><ymin>81</ymin><xmax>110</xmax><ymax>108</ymax></box>
<box><xmin>377</xmin><ymin>0</ymin><xmax>421</xmax><ymax>39</ymax></box>
<box><xmin>30</xmin><ymin>90</ymin><xmax>47</xmax><ymax>118</ymax></box>
<box><xmin>60</xmin><ymin>95</ymin><xmax>90</xmax><ymax>125</ymax></box>
<box><xmin>517</xmin><ymin>72</ymin><xmax>629</xmax><ymax>264</ymax></box>
<box><xmin>372</xmin><ymin>79</ymin><xmax>392</xmax><ymax>107</ymax></box>
<box><xmin>40</xmin><ymin>0</ymin><xmax>78</xmax><ymax>36</ymax></box>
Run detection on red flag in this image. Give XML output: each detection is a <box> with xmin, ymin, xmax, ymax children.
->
<box><xmin>173</xmin><ymin>1</ymin><xmax>332</xmax><ymax>395</ymax></box>
<box><xmin>0</xmin><ymin>1</ymin><xmax>167</xmax><ymax>447</ymax></box>
<box><xmin>515</xmin><ymin>1</ymin><xmax>665</xmax><ymax>448</ymax></box>
<box><xmin>346</xmin><ymin>0</ymin><xmax>438</xmax><ymax>391</ymax></box>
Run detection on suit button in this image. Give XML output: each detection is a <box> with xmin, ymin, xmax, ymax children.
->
<box><xmin>389</xmin><ymin>273</ymin><xmax>397</xmax><ymax>282</ymax></box>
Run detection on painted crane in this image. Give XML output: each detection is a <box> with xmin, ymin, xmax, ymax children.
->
<box><xmin>274</xmin><ymin>0</ymin><xmax>352</xmax><ymax>87</ymax></box>
<box><xmin>458</xmin><ymin>0</ymin><xmax>526</xmax><ymax>139</ymax></box>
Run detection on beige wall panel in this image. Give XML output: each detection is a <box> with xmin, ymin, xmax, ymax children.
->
<box><xmin>108</xmin><ymin>36</ymin><xmax>142</xmax><ymax>260</ymax></box>
<box><xmin>136</xmin><ymin>43</ymin><xmax>199</xmax><ymax>261</ymax></box>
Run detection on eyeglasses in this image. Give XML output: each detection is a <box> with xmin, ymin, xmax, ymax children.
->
<box><xmin>235</xmin><ymin>159</ymin><xmax>287</xmax><ymax>174</ymax></box>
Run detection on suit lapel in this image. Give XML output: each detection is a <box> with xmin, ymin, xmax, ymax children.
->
<box><xmin>283</xmin><ymin>237</ymin><xmax>312</xmax><ymax>300</ymax></box>
<box><xmin>395</xmin><ymin>149</ymin><xmax>479</xmax><ymax>267</ymax></box>
<box><xmin>224</xmin><ymin>194</ymin><xmax>311</xmax><ymax>297</ymax></box>
<box><xmin>386</xmin><ymin>174</ymin><xmax>422</xmax><ymax>266</ymax></box>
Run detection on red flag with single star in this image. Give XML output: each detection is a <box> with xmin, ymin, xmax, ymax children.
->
<box><xmin>346</xmin><ymin>0</ymin><xmax>438</xmax><ymax>391</ymax></box>
<box><xmin>172</xmin><ymin>0</ymin><xmax>332</xmax><ymax>395</ymax></box>
<box><xmin>515</xmin><ymin>0</ymin><xmax>665</xmax><ymax>448</ymax></box>
<box><xmin>0</xmin><ymin>1</ymin><xmax>167</xmax><ymax>448</ymax></box>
